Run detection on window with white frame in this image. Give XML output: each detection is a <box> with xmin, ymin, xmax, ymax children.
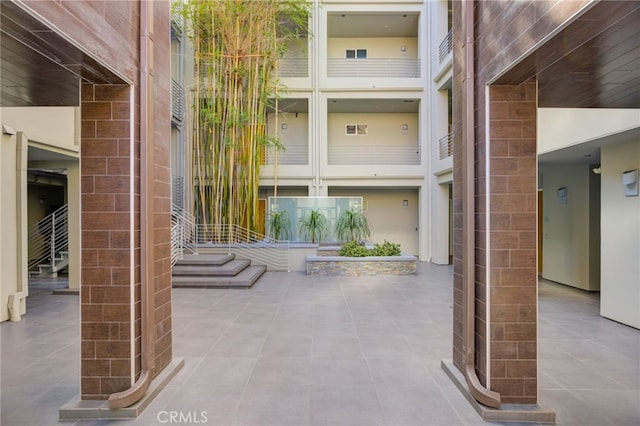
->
<box><xmin>345</xmin><ymin>124</ymin><xmax>368</xmax><ymax>135</ymax></box>
<box><xmin>345</xmin><ymin>49</ymin><xmax>367</xmax><ymax>59</ymax></box>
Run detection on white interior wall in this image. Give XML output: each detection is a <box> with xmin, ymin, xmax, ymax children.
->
<box><xmin>329</xmin><ymin>187</ymin><xmax>419</xmax><ymax>255</ymax></box>
<box><xmin>540</xmin><ymin>163</ymin><xmax>599</xmax><ymax>291</ymax></box>
<box><xmin>600</xmin><ymin>138</ymin><xmax>640</xmax><ymax>329</ymax></box>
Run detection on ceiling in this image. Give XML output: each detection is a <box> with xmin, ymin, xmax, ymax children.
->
<box><xmin>327</xmin><ymin>13</ymin><xmax>419</xmax><ymax>38</ymax></box>
<box><xmin>496</xmin><ymin>1</ymin><xmax>640</xmax><ymax>109</ymax></box>
<box><xmin>0</xmin><ymin>0</ymin><xmax>120</xmax><ymax>107</ymax></box>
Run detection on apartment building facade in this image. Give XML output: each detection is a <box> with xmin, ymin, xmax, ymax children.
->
<box><xmin>249</xmin><ymin>0</ymin><xmax>454</xmax><ymax>262</ymax></box>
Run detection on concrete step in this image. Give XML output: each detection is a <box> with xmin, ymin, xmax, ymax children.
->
<box><xmin>175</xmin><ymin>253</ymin><xmax>235</xmax><ymax>266</ymax></box>
<box><xmin>172</xmin><ymin>259</ymin><xmax>251</xmax><ymax>277</ymax></box>
<box><xmin>172</xmin><ymin>265</ymin><xmax>267</xmax><ymax>289</ymax></box>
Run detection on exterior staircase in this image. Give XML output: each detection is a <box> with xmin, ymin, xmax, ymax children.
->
<box><xmin>172</xmin><ymin>253</ymin><xmax>267</xmax><ymax>288</ymax></box>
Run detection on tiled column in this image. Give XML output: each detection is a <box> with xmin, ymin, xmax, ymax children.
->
<box><xmin>487</xmin><ymin>81</ymin><xmax>538</xmax><ymax>404</ymax></box>
<box><xmin>80</xmin><ymin>83</ymin><xmax>137</xmax><ymax>400</ymax></box>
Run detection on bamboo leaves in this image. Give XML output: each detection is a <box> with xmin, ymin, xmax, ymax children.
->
<box><xmin>176</xmin><ymin>0</ymin><xmax>310</xmax><ymax>230</ymax></box>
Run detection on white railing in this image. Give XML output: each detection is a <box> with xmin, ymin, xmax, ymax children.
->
<box><xmin>327</xmin><ymin>57</ymin><xmax>420</xmax><ymax>78</ymax></box>
<box><xmin>171</xmin><ymin>204</ymin><xmax>198</xmax><ymax>266</ymax></box>
<box><xmin>28</xmin><ymin>204</ymin><xmax>69</xmax><ymax>273</ymax></box>
<box><xmin>439</xmin><ymin>29</ymin><xmax>453</xmax><ymax>63</ymax></box>
<box><xmin>328</xmin><ymin>144</ymin><xmax>421</xmax><ymax>165</ymax></box>
<box><xmin>438</xmin><ymin>132</ymin><xmax>453</xmax><ymax>160</ymax></box>
<box><xmin>278</xmin><ymin>57</ymin><xmax>308</xmax><ymax>78</ymax></box>
<box><xmin>170</xmin><ymin>205</ymin><xmax>290</xmax><ymax>271</ymax></box>
<box><xmin>196</xmin><ymin>224</ymin><xmax>290</xmax><ymax>271</ymax></box>
<box><xmin>264</xmin><ymin>144</ymin><xmax>308</xmax><ymax>165</ymax></box>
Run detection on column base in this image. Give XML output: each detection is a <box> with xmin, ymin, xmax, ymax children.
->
<box><xmin>59</xmin><ymin>357</ymin><xmax>184</xmax><ymax>421</ymax></box>
<box><xmin>441</xmin><ymin>359</ymin><xmax>556</xmax><ymax>424</ymax></box>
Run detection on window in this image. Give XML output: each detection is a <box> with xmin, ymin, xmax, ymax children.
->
<box><xmin>346</xmin><ymin>124</ymin><xmax>367</xmax><ymax>135</ymax></box>
<box><xmin>345</xmin><ymin>49</ymin><xmax>367</xmax><ymax>59</ymax></box>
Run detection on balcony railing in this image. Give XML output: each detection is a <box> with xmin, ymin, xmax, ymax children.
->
<box><xmin>327</xmin><ymin>58</ymin><xmax>420</xmax><ymax>78</ymax></box>
<box><xmin>328</xmin><ymin>144</ymin><xmax>420</xmax><ymax>165</ymax></box>
<box><xmin>277</xmin><ymin>57</ymin><xmax>308</xmax><ymax>78</ymax></box>
<box><xmin>264</xmin><ymin>144</ymin><xmax>308</xmax><ymax>166</ymax></box>
<box><xmin>171</xmin><ymin>79</ymin><xmax>185</xmax><ymax>123</ymax></box>
<box><xmin>438</xmin><ymin>132</ymin><xmax>453</xmax><ymax>160</ymax></box>
<box><xmin>439</xmin><ymin>29</ymin><xmax>453</xmax><ymax>63</ymax></box>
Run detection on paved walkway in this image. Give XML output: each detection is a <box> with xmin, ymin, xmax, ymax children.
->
<box><xmin>1</xmin><ymin>263</ymin><xmax>639</xmax><ymax>425</ymax></box>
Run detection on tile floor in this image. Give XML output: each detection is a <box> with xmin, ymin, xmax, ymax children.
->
<box><xmin>1</xmin><ymin>263</ymin><xmax>639</xmax><ymax>425</ymax></box>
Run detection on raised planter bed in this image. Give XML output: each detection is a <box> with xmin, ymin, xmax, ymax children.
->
<box><xmin>306</xmin><ymin>254</ymin><xmax>417</xmax><ymax>276</ymax></box>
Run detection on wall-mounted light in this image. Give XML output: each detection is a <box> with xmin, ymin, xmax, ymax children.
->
<box><xmin>622</xmin><ymin>169</ymin><xmax>639</xmax><ymax>197</ymax></box>
<box><xmin>592</xmin><ymin>166</ymin><xmax>601</xmax><ymax>174</ymax></box>
<box><xmin>557</xmin><ymin>187</ymin><xmax>568</xmax><ymax>205</ymax></box>
<box><xmin>281</xmin><ymin>123</ymin><xmax>287</xmax><ymax>134</ymax></box>
<box><xmin>402</xmin><ymin>200</ymin><xmax>409</xmax><ymax>208</ymax></box>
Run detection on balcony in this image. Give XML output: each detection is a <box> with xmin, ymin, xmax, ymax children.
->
<box><xmin>329</xmin><ymin>143</ymin><xmax>420</xmax><ymax>166</ymax></box>
<box><xmin>327</xmin><ymin>58</ymin><xmax>420</xmax><ymax>78</ymax></box>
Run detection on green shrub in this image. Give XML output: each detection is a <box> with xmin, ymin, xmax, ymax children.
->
<box><xmin>371</xmin><ymin>240</ymin><xmax>402</xmax><ymax>256</ymax></box>
<box><xmin>338</xmin><ymin>240</ymin><xmax>401</xmax><ymax>257</ymax></box>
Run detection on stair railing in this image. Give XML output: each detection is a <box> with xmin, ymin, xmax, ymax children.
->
<box><xmin>171</xmin><ymin>204</ymin><xmax>198</xmax><ymax>266</ymax></box>
<box><xmin>195</xmin><ymin>224</ymin><xmax>290</xmax><ymax>271</ymax></box>
<box><xmin>28</xmin><ymin>204</ymin><xmax>69</xmax><ymax>274</ymax></box>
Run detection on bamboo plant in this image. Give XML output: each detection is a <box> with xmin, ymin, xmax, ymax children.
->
<box><xmin>176</xmin><ymin>0</ymin><xmax>310</xmax><ymax>236</ymax></box>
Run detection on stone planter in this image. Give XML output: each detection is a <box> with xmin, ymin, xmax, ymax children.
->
<box><xmin>306</xmin><ymin>254</ymin><xmax>417</xmax><ymax>276</ymax></box>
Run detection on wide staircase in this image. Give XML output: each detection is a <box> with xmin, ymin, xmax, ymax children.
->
<box><xmin>172</xmin><ymin>253</ymin><xmax>266</xmax><ymax>288</ymax></box>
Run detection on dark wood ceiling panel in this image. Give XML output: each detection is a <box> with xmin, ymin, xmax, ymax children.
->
<box><xmin>0</xmin><ymin>0</ymin><xmax>123</xmax><ymax>107</ymax></box>
<box><xmin>495</xmin><ymin>1</ymin><xmax>640</xmax><ymax>108</ymax></box>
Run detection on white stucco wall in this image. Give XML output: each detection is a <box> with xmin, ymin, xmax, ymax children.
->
<box><xmin>538</xmin><ymin>108</ymin><xmax>640</xmax><ymax>154</ymax></box>
<box><xmin>600</xmin><ymin>138</ymin><xmax>640</xmax><ymax>329</ymax></box>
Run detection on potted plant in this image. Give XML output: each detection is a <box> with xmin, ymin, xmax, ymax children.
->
<box><xmin>335</xmin><ymin>208</ymin><xmax>371</xmax><ymax>243</ymax></box>
<box><xmin>298</xmin><ymin>209</ymin><xmax>328</xmax><ymax>244</ymax></box>
<box><xmin>268</xmin><ymin>209</ymin><xmax>291</xmax><ymax>241</ymax></box>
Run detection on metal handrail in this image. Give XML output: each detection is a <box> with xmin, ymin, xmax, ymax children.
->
<box><xmin>439</xmin><ymin>132</ymin><xmax>454</xmax><ymax>160</ymax></box>
<box><xmin>327</xmin><ymin>57</ymin><xmax>420</xmax><ymax>78</ymax></box>
<box><xmin>328</xmin><ymin>144</ymin><xmax>421</xmax><ymax>165</ymax></box>
<box><xmin>28</xmin><ymin>204</ymin><xmax>69</xmax><ymax>273</ymax></box>
<box><xmin>171</xmin><ymin>204</ymin><xmax>198</xmax><ymax>266</ymax></box>
<box><xmin>439</xmin><ymin>29</ymin><xmax>453</xmax><ymax>63</ymax></box>
<box><xmin>196</xmin><ymin>224</ymin><xmax>290</xmax><ymax>271</ymax></box>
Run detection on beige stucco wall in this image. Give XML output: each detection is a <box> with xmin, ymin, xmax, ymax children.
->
<box><xmin>329</xmin><ymin>187</ymin><xmax>419</xmax><ymax>255</ymax></box>
<box><xmin>328</xmin><ymin>37</ymin><xmax>418</xmax><ymax>58</ymax></box>
<box><xmin>2</xmin><ymin>107</ymin><xmax>79</xmax><ymax>155</ymax></box>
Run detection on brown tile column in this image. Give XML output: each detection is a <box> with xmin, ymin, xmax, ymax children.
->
<box><xmin>80</xmin><ymin>83</ymin><xmax>138</xmax><ymax>400</ymax></box>
<box><xmin>487</xmin><ymin>81</ymin><xmax>538</xmax><ymax>404</ymax></box>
